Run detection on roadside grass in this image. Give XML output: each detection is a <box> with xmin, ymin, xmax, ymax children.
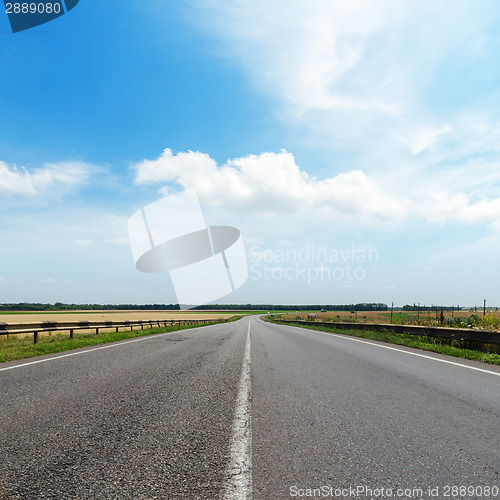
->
<box><xmin>0</xmin><ymin>316</ymin><xmax>243</xmax><ymax>363</ymax></box>
<box><xmin>265</xmin><ymin>317</ymin><xmax>500</xmax><ymax>366</ymax></box>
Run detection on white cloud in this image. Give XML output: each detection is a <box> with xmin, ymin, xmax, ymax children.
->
<box><xmin>135</xmin><ymin>149</ymin><xmax>217</xmax><ymax>185</ymax></box>
<box><xmin>135</xmin><ymin>148</ymin><xmax>500</xmax><ymax>229</ymax></box>
<box><xmin>0</xmin><ymin>162</ymin><xmax>37</xmax><ymax>196</ymax></box>
<box><xmin>397</xmin><ymin>125</ymin><xmax>453</xmax><ymax>156</ymax></box>
<box><xmin>134</xmin><ymin>148</ymin><xmax>407</xmax><ymax>223</ymax></box>
<box><xmin>415</xmin><ymin>191</ymin><xmax>500</xmax><ymax>227</ymax></box>
<box><xmin>189</xmin><ymin>1</ymin><xmax>492</xmax><ymax>118</ymax></box>
<box><xmin>0</xmin><ymin>161</ymin><xmax>91</xmax><ymax>197</ymax></box>
<box><xmin>188</xmin><ymin>0</ymin><xmax>500</xmax><ymax>179</ymax></box>
<box><xmin>191</xmin><ymin>0</ymin><xmax>397</xmax><ymax>114</ymax></box>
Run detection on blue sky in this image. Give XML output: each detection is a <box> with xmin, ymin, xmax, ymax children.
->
<box><xmin>1</xmin><ymin>0</ymin><xmax>500</xmax><ymax>307</ymax></box>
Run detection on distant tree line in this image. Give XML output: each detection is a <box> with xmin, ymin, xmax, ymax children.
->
<box><xmin>0</xmin><ymin>302</ymin><xmax>389</xmax><ymax>311</ymax></box>
<box><xmin>402</xmin><ymin>304</ymin><xmax>462</xmax><ymax>312</ymax></box>
<box><xmin>0</xmin><ymin>303</ymin><xmax>180</xmax><ymax>311</ymax></box>
<box><xmin>192</xmin><ymin>303</ymin><xmax>389</xmax><ymax>311</ymax></box>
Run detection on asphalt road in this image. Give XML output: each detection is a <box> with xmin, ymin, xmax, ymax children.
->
<box><xmin>0</xmin><ymin>316</ymin><xmax>498</xmax><ymax>499</ymax></box>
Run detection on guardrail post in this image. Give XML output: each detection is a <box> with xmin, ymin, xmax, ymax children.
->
<box><xmin>70</xmin><ymin>329</ymin><xmax>74</xmax><ymax>339</ymax></box>
<box><xmin>34</xmin><ymin>331</ymin><xmax>38</xmax><ymax>344</ymax></box>
<box><xmin>96</xmin><ymin>328</ymin><xmax>99</xmax><ymax>335</ymax></box>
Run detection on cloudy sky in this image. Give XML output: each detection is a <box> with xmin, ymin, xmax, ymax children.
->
<box><xmin>1</xmin><ymin>0</ymin><xmax>500</xmax><ymax>307</ymax></box>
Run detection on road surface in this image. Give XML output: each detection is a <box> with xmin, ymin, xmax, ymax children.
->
<box><xmin>0</xmin><ymin>316</ymin><xmax>498</xmax><ymax>499</ymax></box>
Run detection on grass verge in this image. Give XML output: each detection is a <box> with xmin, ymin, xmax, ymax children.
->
<box><xmin>265</xmin><ymin>317</ymin><xmax>500</xmax><ymax>366</ymax></box>
<box><xmin>0</xmin><ymin>316</ymin><xmax>243</xmax><ymax>363</ymax></box>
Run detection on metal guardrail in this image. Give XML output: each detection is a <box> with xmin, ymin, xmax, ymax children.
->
<box><xmin>0</xmin><ymin>318</ymin><xmax>224</xmax><ymax>344</ymax></box>
<box><xmin>272</xmin><ymin>319</ymin><xmax>500</xmax><ymax>345</ymax></box>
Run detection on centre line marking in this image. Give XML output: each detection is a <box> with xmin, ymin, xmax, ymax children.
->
<box><xmin>223</xmin><ymin>321</ymin><xmax>252</xmax><ymax>500</ymax></box>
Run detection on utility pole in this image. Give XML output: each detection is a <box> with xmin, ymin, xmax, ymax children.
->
<box><xmin>484</xmin><ymin>299</ymin><xmax>486</xmax><ymax>317</ymax></box>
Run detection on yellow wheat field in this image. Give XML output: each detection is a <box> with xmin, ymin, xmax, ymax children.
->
<box><xmin>0</xmin><ymin>310</ymin><xmax>236</xmax><ymax>325</ymax></box>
